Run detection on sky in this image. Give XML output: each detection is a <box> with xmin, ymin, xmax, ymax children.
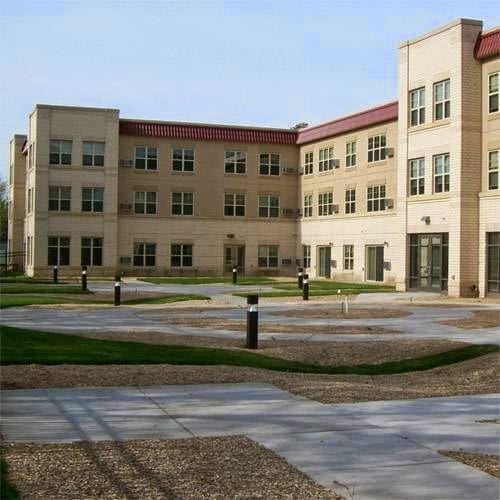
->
<box><xmin>1</xmin><ymin>0</ymin><xmax>499</xmax><ymax>179</ymax></box>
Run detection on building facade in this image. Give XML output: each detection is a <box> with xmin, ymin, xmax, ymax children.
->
<box><xmin>7</xmin><ymin>18</ymin><xmax>500</xmax><ymax>297</ymax></box>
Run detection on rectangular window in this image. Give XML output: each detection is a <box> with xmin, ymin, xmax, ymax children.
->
<box><xmin>433</xmin><ymin>154</ymin><xmax>450</xmax><ymax>193</ymax></box>
<box><xmin>135</xmin><ymin>146</ymin><xmax>158</xmax><ymax>170</ymax></box>
<box><xmin>346</xmin><ymin>141</ymin><xmax>356</xmax><ymax>167</ymax></box>
<box><xmin>48</xmin><ymin>236</ymin><xmax>70</xmax><ymax>266</ymax></box>
<box><xmin>134</xmin><ymin>243</ymin><xmax>156</xmax><ymax>267</ymax></box>
<box><xmin>319</xmin><ymin>147</ymin><xmax>334</xmax><ymax>172</ymax></box>
<box><xmin>344</xmin><ymin>244</ymin><xmax>354</xmax><ymax>270</ymax></box>
<box><xmin>49</xmin><ymin>186</ymin><xmax>71</xmax><ymax>211</ymax></box>
<box><xmin>81</xmin><ymin>237</ymin><xmax>103</xmax><ymax>266</ymax></box>
<box><xmin>82</xmin><ymin>142</ymin><xmax>105</xmax><ymax>167</ymax></box>
<box><xmin>172</xmin><ymin>148</ymin><xmax>194</xmax><ymax>172</ymax></box>
<box><xmin>49</xmin><ymin>140</ymin><xmax>72</xmax><ymax>165</ymax></box>
<box><xmin>489</xmin><ymin>150</ymin><xmax>499</xmax><ymax>190</ymax></box>
<box><xmin>171</xmin><ymin>192</ymin><xmax>193</xmax><ymax>215</ymax></box>
<box><xmin>258</xmin><ymin>245</ymin><xmax>279</xmax><ymax>268</ymax></box>
<box><xmin>82</xmin><ymin>187</ymin><xmax>104</xmax><ymax>213</ymax></box>
<box><xmin>304</xmin><ymin>152</ymin><xmax>313</xmax><ymax>175</ymax></box>
<box><xmin>489</xmin><ymin>72</ymin><xmax>499</xmax><ymax>114</ymax></box>
<box><xmin>303</xmin><ymin>245</ymin><xmax>311</xmax><ymax>268</ymax></box>
<box><xmin>303</xmin><ymin>194</ymin><xmax>313</xmax><ymax>217</ymax></box>
<box><xmin>260</xmin><ymin>153</ymin><xmax>280</xmax><ymax>176</ymax></box>
<box><xmin>27</xmin><ymin>188</ymin><xmax>33</xmax><ymax>213</ymax></box>
<box><xmin>318</xmin><ymin>192</ymin><xmax>333</xmax><ymax>216</ymax></box>
<box><xmin>345</xmin><ymin>188</ymin><xmax>356</xmax><ymax>214</ymax></box>
<box><xmin>225</xmin><ymin>151</ymin><xmax>246</xmax><ymax>174</ymax></box>
<box><xmin>258</xmin><ymin>195</ymin><xmax>279</xmax><ymax>218</ymax></box>
<box><xmin>171</xmin><ymin>243</ymin><xmax>193</xmax><ymax>267</ymax></box>
<box><xmin>367</xmin><ymin>185</ymin><xmax>386</xmax><ymax>212</ymax></box>
<box><xmin>409</xmin><ymin>158</ymin><xmax>425</xmax><ymax>196</ymax></box>
<box><xmin>224</xmin><ymin>193</ymin><xmax>245</xmax><ymax>216</ymax></box>
<box><xmin>487</xmin><ymin>232</ymin><xmax>500</xmax><ymax>293</ymax></box>
<box><xmin>368</xmin><ymin>134</ymin><xmax>386</xmax><ymax>163</ymax></box>
<box><xmin>409</xmin><ymin>88</ymin><xmax>425</xmax><ymax>126</ymax></box>
<box><xmin>134</xmin><ymin>191</ymin><xmax>157</xmax><ymax>214</ymax></box>
<box><xmin>434</xmin><ymin>80</ymin><xmax>450</xmax><ymax>120</ymax></box>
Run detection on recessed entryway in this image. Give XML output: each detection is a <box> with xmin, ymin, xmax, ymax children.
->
<box><xmin>224</xmin><ymin>245</ymin><xmax>245</xmax><ymax>274</ymax></box>
<box><xmin>409</xmin><ymin>233</ymin><xmax>448</xmax><ymax>292</ymax></box>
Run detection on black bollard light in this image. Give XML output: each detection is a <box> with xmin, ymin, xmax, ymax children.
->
<box><xmin>114</xmin><ymin>275</ymin><xmax>121</xmax><ymax>306</ymax></box>
<box><xmin>246</xmin><ymin>294</ymin><xmax>258</xmax><ymax>349</ymax></box>
<box><xmin>53</xmin><ymin>265</ymin><xmax>58</xmax><ymax>284</ymax></box>
<box><xmin>303</xmin><ymin>273</ymin><xmax>309</xmax><ymax>301</ymax></box>
<box><xmin>297</xmin><ymin>267</ymin><xmax>303</xmax><ymax>289</ymax></box>
<box><xmin>232</xmin><ymin>266</ymin><xmax>237</xmax><ymax>284</ymax></box>
<box><xmin>81</xmin><ymin>265</ymin><xmax>87</xmax><ymax>291</ymax></box>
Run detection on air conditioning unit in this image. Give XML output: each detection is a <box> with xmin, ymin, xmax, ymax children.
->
<box><xmin>385</xmin><ymin>148</ymin><xmax>395</xmax><ymax>158</ymax></box>
<box><xmin>383</xmin><ymin>261</ymin><xmax>392</xmax><ymax>270</ymax></box>
<box><xmin>331</xmin><ymin>260</ymin><xmax>337</xmax><ymax>268</ymax></box>
<box><xmin>282</xmin><ymin>208</ymin><xmax>294</xmax><ymax>216</ymax></box>
<box><xmin>299</xmin><ymin>167</ymin><xmax>304</xmax><ymax>175</ymax></box>
<box><xmin>384</xmin><ymin>198</ymin><xmax>394</xmax><ymax>209</ymax></box>
<box><xmin>281</xmin><ymin>258</ymin><xmax>292</xmax><ymax>266</ymax></box>
<box><xmin>119</xmin><ymin>203</ymin><xmax>132</xmax><ymax>210</ymax></box>
<box><xmin>283</xmin><ymin>167</ymin><xmax>298</xmax><ymax>174</ymax></box>
<box><xmin>332</xmin><ymin>204</ymin><xmax>339</xmax><ymax>214</ymax></box>
<box><xmin>120</xmin><ymin>160</ymin><xmax>134</xmax><ymax>167</ymax></box>
<box><xmin>120</xmin><ymin>256</ymin><xmax>131</xmax><ymax>265</ymax></box>
<box><xmin>296</xmin><ymin>209</ymin><xmax>303</xmax><ymax>217</ymax></box>
<box><xmin>333</xmin><ymin>159</ymin><xmax>340</xmax><ymax>168</ymax></box>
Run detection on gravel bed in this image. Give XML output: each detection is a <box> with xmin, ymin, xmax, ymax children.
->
<box><xmin>439</xmin><ymin>309</ymin><xmax>500</xmax><ymax>329</ymax></box>
<box><xmin>439</xmin><ymin>450</ymin><xmax>500</xmax><ymax>478</ymax></box>
<box><xmin>1</xmin><ymin>437</ymin><xmax>340</xmax><ymax>499</ymax></box>
<box><xmin>268</xmin><ymin>307</ymin><xmax>411</xmax><ymax>319</ymax></box>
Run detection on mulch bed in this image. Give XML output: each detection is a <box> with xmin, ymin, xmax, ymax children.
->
<box><xmin>440</xmin><ymin>450</ymin><xmax>500</xmax><ymax>478</ymax></box>
<box><xmin>439</xmin><ymin>310</ymin><xmax>500</xmax><ymax>329</ymax></box>
<box><xmin>268</xmin><ymin>307</ymin><xmax>411</xmax><ymax>319</ymax></box>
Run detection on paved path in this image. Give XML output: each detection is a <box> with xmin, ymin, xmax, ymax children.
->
<box><xmin>1</xmin><ymin>384</ymin><xmax>498</xmax><ymax>499</ymax></box>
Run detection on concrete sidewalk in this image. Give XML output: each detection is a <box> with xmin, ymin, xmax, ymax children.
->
<box><xmin>1</xmin><ymin>384</ymin><xmax>498</xmax><ymax>499</ymax></box>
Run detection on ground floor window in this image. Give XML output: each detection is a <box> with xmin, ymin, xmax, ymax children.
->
<box><xmin>303</xmin><ymin>245</ymin><xmax>311</xmax><ymax>268</ymax></box>
<box><xmin>344</xmin><ymin>244</ymin><xmax>354</xmax><ymax>270</ymax></box>
<box><xmin>48</xmin><ymin>237</ymin><xmax>70</xmax><ymax>266</ymax></box>
<box><xmin>258</xmin><ymin>245</ymin><xmax>279</xmax><ymax>268</ymax></box>
<box><xmin>487</xmin><ymin>232</ymin><xmax>500</xmax><ymax>294</ymax></box>
<box><xmin>81</xmin><ymin>238</ymin><xmax>103</xmax><ymax>266</ymax></box>
<box><xmin>171</xmin><ymin>244</ymin><xmax>193</xmax><ymax>267</ymax></box>
<box><xmin>134</xmin><ymin>243</ymin><xmax>156</xmax><ymax>266</ymax></box>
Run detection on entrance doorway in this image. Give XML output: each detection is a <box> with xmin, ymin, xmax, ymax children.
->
<box><xmin>224</xmin><ymin>245</ymin><xmax>245</xmax><ymax>274</ymax></box>
<box><xmin>409</xmin><ymin>233</ymin><xmax>448</xmax><ymax>291</ymax></box>
<box><xmin>366</xmin><ymin>245</ymin><xmax>384</xmax><ymax>282</ymax></box>
<box><xmin>317</xmin><ymin>246</ymin><xmax>331</xmax><ymax>278</ymax></box>
<box><xmin>487</xmin><ymin>232</ymin><xmax>500</xmax><ymax>295</ymax></box>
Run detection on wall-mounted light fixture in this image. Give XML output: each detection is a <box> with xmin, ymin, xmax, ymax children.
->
<box><xmin>384</xmin><ymin>241</ymin><xmax>389</xmax><ymax>247</ymax></box>
<box><xmin>421</xmin><ymin>216</ymin><xmax>431</xmax><ymax>225</ymax></box>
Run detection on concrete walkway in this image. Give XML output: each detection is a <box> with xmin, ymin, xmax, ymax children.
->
<box><xmin>1</xmin><ymin>384</ymin><xmax>498</xmax><ymax>499</ymax></box>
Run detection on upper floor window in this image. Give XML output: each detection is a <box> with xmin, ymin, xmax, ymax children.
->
<box><xmin>346</xmin><ymin>141</ymin><xmax>356</xmax><ymax>167</ymax></box>
<box><xmin>258</xmin><ymin>245</ymin><xmax>279</xmax><ymax>268</ymax></box>
<box><xmin>134</xmin><ymin>191</ymin><xmax>157</xmax><ymax>214</ymax></box>
<box><xmin>409</xmin><ymin>88</ymin><xmax>425</xmax><ymax>126</ymax></box>
<box><xmin>409</xmin><ymin>158</ymin><xmax>425</xmax><ymax>196</ymax></box>
<box><xmin>172</xmin><ymin>148</ymin><xmax>194</xmax><ymax>172</ymax></box>
<box><xmin>48</xmin><ymin>236</ymin><xmax>70</xmax><ymax>266</ymax></box>
<box><xmin>318</xmin><ymin>192</ymin><xmax>333</xmax><ymax>216</ymax></box>
<box><xmin>304</xmin><ymin>152</ymin><xmax>313</xmax><ymax>175</ymax></box>
<box><xmin>345</xmin><ymin>188</ymin><xmax>356</xmax><ymax>214</ymax></box>
<box><xmin>135</xmin><ymin>146</ymin><xmax>157</xmax><ymax>170</ymax></box>
<box><xmin>303</xmin><ymin>245</ymin><xmax>311</xmax><ymax>268</ymax></box>
<box><xmin>83</xmin><ymin>142</ymin><xmax>105</xmax><ymax>167</ymax></box>
<box><xmin>225</xmin><ymin>151</ymin><xmax>246</xmax><ymax>174</ymax></box>
<box><xmin>489</xmin><ymin>150</ymin><xmax>499</xmax><ymax>190</ymax></box>
<box><xmin>27</xmin><ymin>188</ymin><xmax>34</xmax><ymax>213</ymax></box>
<box><xmin>49</xmin><ymin>186</ymin><xmax>71</xmax><ymax>212</ymax></box>
<box><xmin>49</xmin><ymin>140</ymin><xmax>72</xmax><ymax>166</ymax></box>
<box><xmin>134</xmin><ymin>242</ymin><xmax>156</xmax><ymax>266</ymax></box>
<box><xmin>172</xmin><ymin>192</ymin><xmax>193</xmax><ymax>215</ymax></box>
<box><xmin>433</xmin><ymin>153</ymin><xmax>450</xmax><ymax>193</ymax></box>
<box><xmin>367</xmin><ymin>185</ymin><xmax>386</xmax><ymax>212</ymax></box>
<box><xmin>258</xmin><ymin>195</ymin><xmax>279</xmax><ymax>218</ymax></box>
<box><xmin>489</xmin><ymin>72</ymin><xmax>499</xmax><ymax>113</ymax></box>
<box><xmin>224</xmin><ymin>193</ymin><xmax>245</xmax><ymax>216</ymax></box>
<box><xmin>319</xmin><ymin>147</ymin><xmax>334</xmax><ymax>172</ymax></box>
<box><xmin>303</xmin><ymin>194</ymin><xmax>313</xmax><ymax>217</ymax></box>
<box><xmin>343</xmin><ymin>244</ymin><xmax>354</xmax><ymax>270</ymax></box>
<box><xmin>368</xmin><ymin>135</ymin><xmax>386</xmax><ymax>163</ymax></box>
<box><xmin>81</xmin><ymin>237</ymin><xmax>102</xmax><ymax>266</ymax></box>
<box><xmin>82</xmin><ymin>187</ymin><xmax>104</xmax><ymax>213</ymax></box>
<box><xmin>29</xmin><ymin>144</ymin><xmax>34</xmax><ymax>170</ymax></box>
<box><xmin>260</xmin><ymin>153</ymin><xmax>280</xmax><ymax>176</ymax></box>
<box><xmin>171</xmin><ymin>243</ymin><xmax>193</xmax><ymax>267</ymax></box>
<box><xmin>434</xmin><ymin>80</ymin><xmax>450</xmax><ymax>120</ymax></box>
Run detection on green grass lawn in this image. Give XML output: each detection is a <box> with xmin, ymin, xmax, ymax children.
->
<box><xmin>140</xmin><ymin>276</ymin><xmax>291</xmax><ymax>285</ymax></box>
<box><xmin>0</xmin><ymin>283</ymin><xmax>90</xmax><ymax>295</ymax></box>
<box><xmin>1</xmin><ymin>325</ymin><xmax>497</xmax><ymax>375</ymax></box>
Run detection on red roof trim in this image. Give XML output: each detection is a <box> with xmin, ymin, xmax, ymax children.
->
<box><xmin>474</xmin><ymin>28</ymin><xmax>500</xmax><ymax>60</ymax></box>
<box><xmin>297</xmin><ymin>101</ymin><xmax>399</xmax><ymax>145</ymax></box>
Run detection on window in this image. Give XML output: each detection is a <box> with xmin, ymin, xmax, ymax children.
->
<box><xmin>489</xmin><ymin>73</ymin><xmax>499</xmax><ymax>113</ymax></box>
<box><xmin>82</xmin><ymin>187</ymin><xmax>104</xmax><ymax>213</ymax></box>
<box><xmin>28</xmin><ymin>144</ymin><xmax>34</xmax><ymax>170</ymax></box>
<box><xmin>303</xmin><ymin>245</ymin><xmax>311</xmax><ymax>268</ymax></box>
<box><xmin>319</xmin><ymin>147</ymin><xmax>334</xmax><ymax>172</ymax></box>
<box><xmin>258</xmin><ymin>245</ymin><xmax>279</xmax><ymax>268</ymax></box>
<box><xmin>409</xmin><ymin>88</ymin><xmax>425</xmax><ymax>126</ymax></box>
<box><xmin>134</xmin><ymin>191</ymin><xmax>157</xmax><ymax>214</ymax></box>
<box><xmin>171</xmin><ymin>244</ymin><xmax>193</xmax><ymax>267</ymax></box>
<box><xmin>368</xmin><ymin>135</ymin><xmax>386</xmax><ymax>163</ymax></box>
<box><xmin>224</xmin><ymin>193</ymin><xmax>245</xmax><ymax>216</ymax></box>
<box><xmin>135</xmin><ymin>146</ymin><xmax>158</xmax><ymax>170</ymax></box>
<box><xmin>260</xmin><ymin>153</ymin><xmax>280</xmax><ymax>176</ymax></box>
<box><xmin>134</xmin><ymin>243</ymin><xmax>156</xmax><ymax>266</ymax></box>
<box><xmin>48</xmin><ymin>237</ymin><xmax>70</xmax><ymax>266</ymax></box>
<box><xmin>487</xmin><ymin>232</ymin><xmax>500</xmax><ymax>293</ymax></box>
<box><xmin>49</xmin><ymin>140</ymin><xmax>72</xmax><ymax>165</ymax></box>
<box><xmin>172</xmin><ymin>148</ymin><xmax>194</xmax><ymax>172</ymax></box>
<box><xmin>345</xmin><ymin>188</ymin><xmax>356</xmax><ymax>214</ymax></box>
<box><xmin>171</xmin><ymin>192</ymin><xmax>193</xmax><ymax>215</ymax></box>
<box><xmin>225</xmin><ymin>151</ymin><xmax>246</xmax><ymax>174</ymax></box>
<box><xmin>27</xmin><ymin>188</ymin><xmax>33</xmax><ymax>213</ymax></box>
<box><xmin>367</xmin><ymin>185</ymin><xmax>386</xmax><ymax>212</ymax></box>
<box><xmin>434</xmin><ymin>80</ymin><xmax>450</xmax><ymax>120</ymax></box>
<box><xmin>346</xmin><ymin>141</ymin><xmax>356</xmax><ymax>167</ymax></box>
<box><xmin>81</xmin><ymin>237</ymin><xmax>102</xmax><ymax>266</ymax></box>
<box><xmin>258</xmin><ymin>195</ymin><xmax>279</xmax><ymax>218</ymax></box>
<box><xmin>303</xmin><ymin>194</ymin><xmax>313</xmax><ymax>217</ymax></box>
<box><xmin>344</xmin><ymin>244</ymin><xmax>354</xmax><ymax>270</ymax></box>
<box><xmin>49</xmin><ymin>186</ymin><xmax>71</xmax><ymax>211</ymax></box>
<box><xmin>304</xmin><ymin>152</ymin><xmax>313</xmax><ymax>175</ymax></box>
<box><xmin>489</xmin><ymin>150</ymin><xmax>499</xmax><ymax>190</ymax></box>
<box><xmin>433</xmin><ymin>154</ymin><xmax>450</xmax><ymax>193</ymax></box>
<box><xmin>318</xmin><ymin>192</ymin><xmax>333</xmax><ymax>216</ymax></box>
<box><xmin>409</xmin><ymin>158</ymin><xmax>425</xmax><ymax>196</ymax></box>
<box><xmin>82</xmin><ymin>142</ymin><xmax>104</xmax><ymax>167</ymax></box>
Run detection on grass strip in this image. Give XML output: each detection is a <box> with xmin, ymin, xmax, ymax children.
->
<box><xmin>0</xmin><ymin>284</ymin><xmax>90</xmax><ymax>295</ymax></box>
<box><xmin>1</xmin><ymin>326</ymin><xmax>497</xmax><ymax>375</ymax></box>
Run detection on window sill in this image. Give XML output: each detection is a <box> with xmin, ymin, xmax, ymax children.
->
<box><xmin>171</xmin><ymin>170</ymin><xmax>195</xmax><ymax>175</ymax></box>
<box><xmin>318</xmin><ymin>170</ymin><xmax>334</xmax><ymax>176</ymax></box>
<box><xmin>224</xmin><ymin>173</ymin><xmax>247</xmax><ymax>177</ymax></box>
<box><xmin>479</xmin><ymin>190</ymin><xmax>500</xmax><ymax>198</ymax></box>
<box><xmin>487</xmin><ymin>112</ymin><xmax>499</xmax><ymax>121</ymax></box>
<box><xmin>259</xmin><ymin>174</ymin><xmax>281</xmax><ymax>178</ymax></box>
<box><xmin>367</xmin><ymin>160</ymin><xmax>387</xmax><ymax>168</ymax></box>
<box><xmin>133</xmin><ymin>169</ymin><xmax>159</xmax><ymax>174</ymax></box>
<box><xmin>407</xmin><ymin>194</ymin><xmax>450</xmax><ymax>202</ymax></box>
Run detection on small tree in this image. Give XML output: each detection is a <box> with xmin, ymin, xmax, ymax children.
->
<box><xmin>0</xmin><ymin>180</ymin><xmax>8</xmax><ymax>242</ymax></box>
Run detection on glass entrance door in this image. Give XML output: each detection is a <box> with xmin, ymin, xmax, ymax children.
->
<box><xmin>317</xmin><ymin>246</ymin><xmax>331</xmax><ymax>278</ymax></box>
<box><xmin>224</xmin><ymin>245</ymin><xmax>245</xmax><ymax>274</ymax></box>
<box><xmin>409</xmin><ymin>234</ymin><xmax>448</xmax><ymax>291</ymax></box>
<box><xmin>366</xmin><ymin>245</ymin><xmax>384</xmax><ymax>282</ymax></box>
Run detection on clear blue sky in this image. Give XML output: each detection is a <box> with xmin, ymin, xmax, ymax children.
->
<box><xmin>1</xmin><ymin>0</ymin><xmax>499</xmax><ymax>179</ymax></box>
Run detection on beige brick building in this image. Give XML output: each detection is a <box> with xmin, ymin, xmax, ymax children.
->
<box><xmin>7</xmin><ymin>18</ymin><xmax>500</xmax><ymax>297</ymax></box>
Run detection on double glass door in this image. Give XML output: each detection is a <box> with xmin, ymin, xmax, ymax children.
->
<box><xmin>317</xmin><ymin>246</ymin><xmax>331</xmax><ymax>278</ymax></box>
<box><xmin>224</xmin><ymin>245</ymin><xmax>245</xmax><ymax>274</ymax></box>
<box><xmin>409</xmin><ymin>233</ymin><xmax>448</xmax><ymax>291</ymax></box>
<box><xmin>366</xmin><ymin>245</ymin><xmax>384</xmax><ymax>282</ymax></box>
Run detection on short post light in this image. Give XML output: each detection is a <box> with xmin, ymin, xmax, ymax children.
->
<box><xmin>53</xmin><ymin>265</ymin><xmax>58</xmax><ymax>284</ymax></box>
<box><xmin>81</xmin><ymin>266</ymin><xmax>88</xmax><ymax>291</ymax></box>
<box><xmin>246</xmin><ymin>294</ymin><xmax>258</xmax><ymax>349</ymax></box>
<box><xmin>232</xmin><ymin>266</ymin><xmax>237</xmax><ymax>284</ymax></box>
<box><xmin>302</xmin><ymin>273</ymin><xmax>309</xmax><ymax>301</ymax></box>
<box><xmin>297</xmin><ymin>267</ymin><xmax>303</xmax><ymax>289</ymax></box>
<box><xmin>114</xmin><ymin>275</ymin><xmax>121</xmax><ymax>306</ymax></box>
